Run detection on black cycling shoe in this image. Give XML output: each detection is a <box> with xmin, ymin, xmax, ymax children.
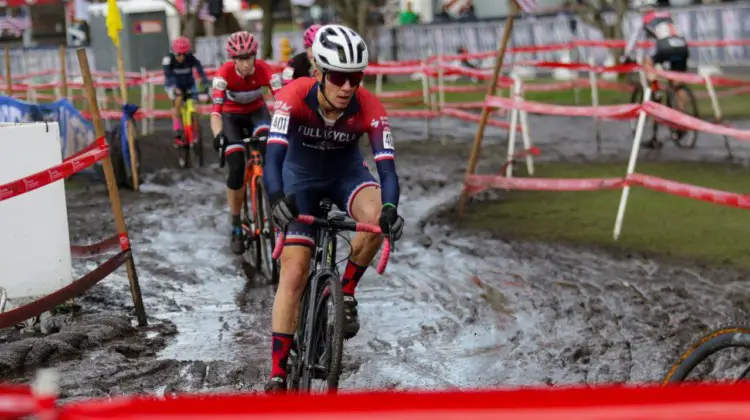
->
<box><xmin>342</xmin><ymin>295</ymin><xmax>360</xmax><ymax>339</ymax></box>
<box><xmin>230</xmin><ymin>226</ymin><xmax>245</xmax><ymax>255</ymax></box>
<box><xmin>264</xmin><ymin>376</ymin><xmax>287</xmax><ymax>394</ymax></box>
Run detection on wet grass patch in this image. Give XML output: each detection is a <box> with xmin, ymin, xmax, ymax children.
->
<box><xmin>458</xmin><ymin>161</ymin><xmax>750</xmax><ymax>269</ymax></box>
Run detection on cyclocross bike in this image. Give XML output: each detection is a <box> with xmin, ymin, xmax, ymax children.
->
<box><xmin>663</xmin><ymin>324</ymin><xmax>750</xmax><ymax>384</ymax></box>
<box><xmin>176</xmin><ymin>90</ymin><xmax>204</xmax><ymax>169</ymax></box>
<box><xmin>629</xmin><ymin>63</ymin><xmax>700</xmax><ymax>149</ymax></box>
<box><xmin>271</xmin><ymin>200</ymin><xmax>392</xmax><ymax>393</ymax></box>
<box><xmin>219</xmin><ymin>136</ymin><xmax>278</xmax><ymax>283</ymax></box>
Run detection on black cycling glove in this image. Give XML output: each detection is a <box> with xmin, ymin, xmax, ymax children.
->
<box><xmin>270</xmin><ymin>193</ymin><xmax>299</xmax><ymax>228</ymax></box>
<box><xmin>379</xmin><ymin>204</ymin><xmax>404</xmax><ymax>241</ymax></box>
<box><xmin>213</xmin><ymin>131</ymin><xmax>227</xmax><ymax>151</ymax></box>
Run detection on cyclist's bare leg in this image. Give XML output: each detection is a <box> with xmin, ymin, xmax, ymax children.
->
<box><xmin>270</xmin><ymin>245</ymin><xmax>312</xmax><ymax>380</ymax></box>
<box><xmin>349</xmin><ymin>186</ymin><xmax>384</xmax><ymax>268</ymax></box>
<box><xmin>336</xmin><ymin>186</ymin><xmax>383</xmax><ymax>339</ymax></box>
<box><xmin>643</xmin><ymin>55</ymin><xmax>656</xmax><ymax>83</ymax></box>
<box><xmin>226</xmin><ymin>187</ymin><xmax>244</xmax><ymax>218</ymax></box>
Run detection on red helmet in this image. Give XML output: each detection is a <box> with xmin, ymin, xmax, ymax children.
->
<box><xmin>303</xmin><ymin>24</ymin><xmax>321</xmax><ymax>48</ymax></box>
<box><xmin>171</xmin><ymin>36</ymin><xmax>191</xmax><ymax>55</ymax></box>
<box><xmin>226</xmin><ymin>31</ymin><xmax>259</xmax><ymax>58</ymax></box>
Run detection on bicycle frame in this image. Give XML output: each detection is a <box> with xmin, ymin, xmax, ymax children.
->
<box><xmin>180</xmin><ymin>97</ymin><xmax>196</xmax><ymax>145</ymax></box>
<box><xmin>244</xmin><ymin>147</ymin><xmax>264</xmax><ymax>221</ymax></box>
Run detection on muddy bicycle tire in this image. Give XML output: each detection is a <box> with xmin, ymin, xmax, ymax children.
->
<box><xmin>663</xmin><ymin>324</ymin><xmax>750</xmax><ymax>384</ymax></box>
<box><xmin>241</xmin><ymin>180</ymin><xmax>261</xmax><ymax>275</ymax></box>
<box><xmin>193</xmin><ymin>114</ymin><xmax>204</xmax><ymax>167</ymax></box>
<box><xmin>666</xmin><ymin>84</ymin><xmax>699</xmax><ymax>149</ymax></box>
<box><xmin>300</xmin><ymin>270</ymin><xmax>344</xmax><ymax>392</ymax></box>
<box><xmin>254</xmin><ymin>176</ymin><xmax>278</xmax><ymax>283</ymax></box>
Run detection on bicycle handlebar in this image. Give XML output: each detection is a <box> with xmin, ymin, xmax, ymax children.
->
<box><xmin>271</xmin><ymin>214</ymin><xmax>392</xmax><ymax>274</ymax></box>
<box><xmin>218</xmin><ymin>135</ymin><xmax>260</xmax><ymax>169</ymax></box>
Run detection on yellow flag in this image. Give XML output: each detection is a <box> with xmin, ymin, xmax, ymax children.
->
<box><xmin>106</xmin><ymin>0</ymin><xmax>122</xmax><ymax>48</ymax></box>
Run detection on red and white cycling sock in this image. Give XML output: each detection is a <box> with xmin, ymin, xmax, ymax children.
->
<box><xmin>341</xmin><ymin>259</ymin><xmax>367</xmax><ymax>296</ymax></box>
<box><xmin>271</xmin><ymin>332</ymin><xmax>293</xmax><ymax>378</ymax></box>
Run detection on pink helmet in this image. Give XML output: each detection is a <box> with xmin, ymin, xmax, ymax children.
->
<box><xmin>171</xmin><ymin>36</ymin><xmax>191</xmax><ymax>54</ymax></box>
<box><xmin>226</xmin><ymin>31</ymin><xmax>259</xmax><ymax>58</ymax></box>
<box><xmin>303</xmin><ymin>24</ymin><xmax>321</xmax><ymax>48</ymax></box>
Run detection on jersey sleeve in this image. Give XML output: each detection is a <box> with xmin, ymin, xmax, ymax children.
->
<box><xmin>364</xmin><ymin>92</ymin><xmax>400</xmax><ymax>207</ymax></box>
<box><xmin>191</xmin><ymin>55</ymin><xmax>209</xmax><ymax>86</ymax></box>
<box><xmin>211</xmin><ymin>63</ymin><xmax>229</xmax><ymax>116</ymax></box>
<box><xmin>162</xmin><ymin>55</ymin><xmax>175</xmax><ymax>88</ymax></box>
<box><xmin>263</xmin><ymin>85</ymin><xmax>298</xmax><ymax>199</ymax></box>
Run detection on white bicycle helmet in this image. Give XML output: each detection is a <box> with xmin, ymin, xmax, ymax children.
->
<box><xmin>312</xmin><ymin>24</ymin><xmax>369</xmax><ymax>73</ymax></box>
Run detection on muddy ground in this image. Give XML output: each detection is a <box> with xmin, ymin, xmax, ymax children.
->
<box><xmin>2</xmin><ymin>115</ymin><xmax>750</xmax><ymax>402</ymax></box>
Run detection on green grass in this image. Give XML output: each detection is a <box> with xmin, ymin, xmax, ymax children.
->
<box><xmin>378</xmin><ymin>78</ymin><xmax>750</xmax><ymax>120</ymax></box>
<box><xmin>459</xmin><ymin>161</ymin><xmax>750</xmax><ymax>269</ymax></box>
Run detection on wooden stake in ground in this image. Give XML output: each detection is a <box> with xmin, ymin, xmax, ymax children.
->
<box><xmin>4</xmin><ymin>47</ymin><xmax>11</xmax><ymax>96</ymax></box>
<box><xmin>59</xmin><ymin>46</ymin><xmax>68</xmax><ymax>100</ymax></box>
<box><xmin>77</xmin><ymin>49</ymin><xmax>148</xmax><ymax>327</ymax></box>
<box><xmin>456</xmin><ymin>5</ymin><xmax>518</xmax><ymax>217</ymax></box>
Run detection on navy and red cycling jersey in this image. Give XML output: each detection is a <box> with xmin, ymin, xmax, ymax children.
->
<box><xmin>211</xmin><ymin>59</ymin><xmax>276</xmax><ymax>115</ymax></box>
<box><xmin>264</xmin><ymin>77</ymin><xmax>399</xmax><ymax>207</ymax></box>
<box><xmin>162</xmin><ymin>53</ymin><xmax>208</xmax><ymax>90</ymax></box>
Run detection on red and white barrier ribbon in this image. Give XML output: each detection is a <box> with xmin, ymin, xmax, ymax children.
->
<box><xmin>0</xmin><ymin>137</ymin><xmax>108</xmax><ymax>202</ymax></box>
<box><xmin>643</xmin><ymin>101</ymin><xmax>750</xmax><ymax>140</ymax></box>
<box><xmin>628</xmin><ymin>173</ymin><xmax>750</xmax><ymax>209</ymax></box>
<box><xmin>485</xmin><ymin>95</ymin><xmax>640</xmax><ymax>119</ymax></box>
<box><xmin>466</xmin><ymin>175</ymin><xmax>624</xmax><ymax>192</ymax></box>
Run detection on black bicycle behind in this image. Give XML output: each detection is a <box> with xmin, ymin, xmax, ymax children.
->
<box><xmin>663</xmin><ymin>324</ymin><xmax>750</xmax><ymax>384</ymax></box>
<box><xmin>271</xmin><ymin>199</ymin><xmax>391</xmax><ymax>393</ymax></box>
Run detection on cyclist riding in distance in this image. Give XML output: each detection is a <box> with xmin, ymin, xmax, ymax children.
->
<box><xmin>623</xmin><ymin>0</ymin><xmax>689</xmax><ymax>79</ymax></box>
<box><xmin>163</xmin><ymin>36</ymin><xmax>210</xmax><ymax>146</ymax></box>
<box><xmin>263</xmin><ymin>24</ymin><xmax>405</xmax><ymax>393</ymax></box>
<box><xmin>623</xmin><ymin>0</ymin><xmax>689</xmax><ymax>147</ymax></box>
<box><xmin>211</xmin><ymin>31</ymin><xmax>278</xmax><ymax>255</ymax></box>
<box><xmin>281</xmin><ymin>24</ymin><xmax>321</xmax><ymax>86</ymax></box>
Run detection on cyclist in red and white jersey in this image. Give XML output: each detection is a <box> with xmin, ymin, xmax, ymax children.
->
<box><xmin>623</xmin><ymin>0</ymin><xmax>689</xmax><ymax>73</ymax></box>
<box><xmin>211</xmin><ymin>31</ymin><xmax>278</xmax><ymax>255</ymax></box>
<box><xmin>263</xmin><ymin>24</ymin><xmax>404</xmax><ymax>393</ymax></box>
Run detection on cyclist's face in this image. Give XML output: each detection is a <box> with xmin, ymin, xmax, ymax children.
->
<box><xmin>175</xmin><ymin>53</ymin><xmax>186</xmax><ymax>63</ymax></box>
<box><xmin>234</xmin><ymin>55</ymin><xmax>255</xmax><ymax>76</ymax></box>
<box><xmin>316</xmin><ymin>69</ymin><xmax>363</xmax><ymax>109</ymax></box>
<box><xmin>306</xmin><ymin>47</ymin><xmax>313</xmax><ymax>63</ymax></box>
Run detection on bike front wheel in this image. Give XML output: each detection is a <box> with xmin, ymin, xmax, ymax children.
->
<box><xmin>241</xmin><ymin>180</ymin><xmax>261</xmax><ymax>276</ymax></box>
<box><xmin>193</xmin><ymin>113</ymin><xmax>204</xmax><ymax>167</ymax></box>
<box><xmin>663</xmin><ymin>324</ymin><xmax>750</xmax><ymax>384</ymax></box>
<box><xmin>667</xmin><ymin>84</ymin><xmax>699</xmax><ymax>149</ymax></box>
<box><xmin>297</xmin><ymin>270</ymin><xmax>344</xmax><ymax>393</ymax></box>
<box><xmin>254</xmin><ymin>175</ymin><xmax>278</xmax><ymax>283</ymax></box>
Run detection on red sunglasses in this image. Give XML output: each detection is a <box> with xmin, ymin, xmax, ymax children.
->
<box><xmin>326</xmin><ymin>71</ymin><xmax>364</xmax><ymax>87</ymax></box>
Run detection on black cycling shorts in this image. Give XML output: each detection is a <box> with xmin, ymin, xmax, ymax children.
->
<box><xmin>652</xmin><ymin>38</ymin><xmax>689</xmax><ymax>72</ymax></box>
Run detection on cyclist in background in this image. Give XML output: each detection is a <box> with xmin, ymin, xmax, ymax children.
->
<box><xmin>272</xmin><ymin>24</ymin><xmax>321</xmax><ymax>88</ymax></box>
<box><xmin>263</xmin><ymin>24</ymin><xmax>404</xmax><ymax>393</ymax></box>
<box><xmin>163</xmin><ymin>36</ymin><xmax>210</xmax><ymax>146</ymax></box>
<box><xmin>211</xmin><ymin>31</ymin><xmax>279</xmax><ymax>255</ymax></box>
<box><xmin>623</xmin><ymin>0</ymin><xmax>689</xmax><ymax>147</ymax></box>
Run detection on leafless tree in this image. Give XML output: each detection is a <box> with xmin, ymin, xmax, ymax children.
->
<box><xmin>261</xmin><ymin>0</ymin><xmax>274</xmax><ymax>60</ymax></box>
<box><xmin>162</xmin><ymin>0</ymin><xmax>209</xmax><ymax>44</ymax></box>
<box><xmin>328</xmin><ymin>0</ymin><xmax>373</xmax><ymax>37</ymax></box>
<box><xmin>570</xmin><ymin>0</ymin><xmax>630</xmax><ymax>55</ymax></box>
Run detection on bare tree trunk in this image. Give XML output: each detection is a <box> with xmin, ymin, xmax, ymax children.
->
<box><xmin>261</xmin><ymin>0</ymin><xmax>274</xmax><ymax>60</ymax></box>
<box><xmin>163</xmin><ymin>0</ymin><xmax>208</xmax><ymax>44</ymax></box>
